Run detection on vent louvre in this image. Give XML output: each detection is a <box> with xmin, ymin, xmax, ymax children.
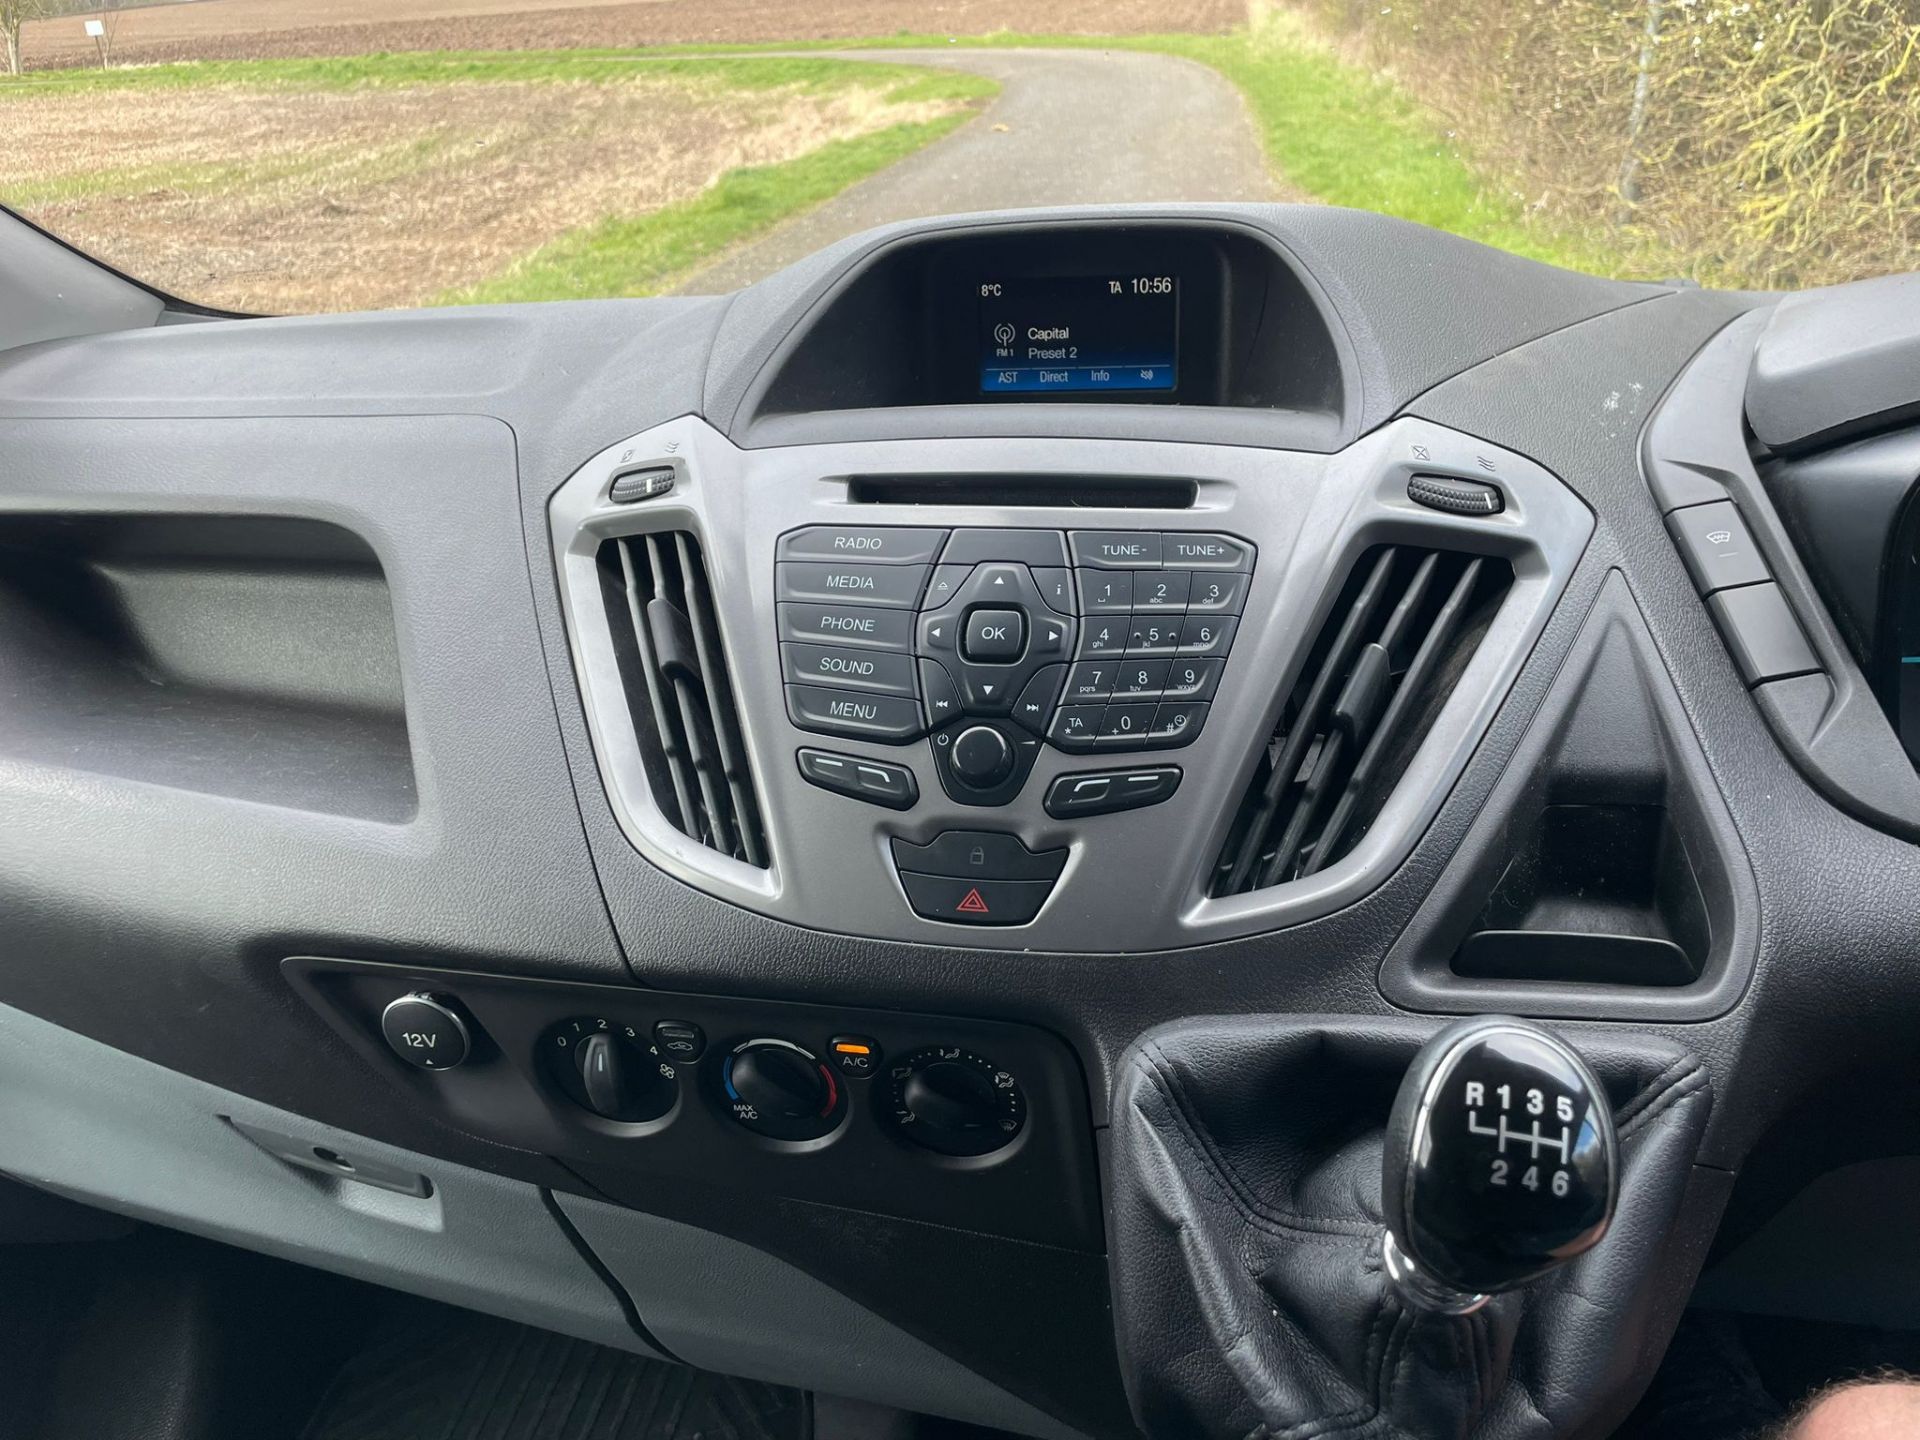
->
<box><xmin>604</xmin><ymin>532</ymin><xmax>767</xmax><ymax>869</ymax></box>
<box><xmin>1211</xmin><ymin>545</ymin><xmax>1511</xmax><ymax>896</ymax></box>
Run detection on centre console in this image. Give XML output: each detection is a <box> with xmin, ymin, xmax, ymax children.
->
<box><xmin>548</xmin><ymin>415</ymin><xmax>1593</xmax><ymax>952</ymax></box>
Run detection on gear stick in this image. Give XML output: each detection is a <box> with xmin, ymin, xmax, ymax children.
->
<box><xmin>1381</xmin><ymin>1015</ymin><xmax>1618</xmax><ymax>1315</ymax></box>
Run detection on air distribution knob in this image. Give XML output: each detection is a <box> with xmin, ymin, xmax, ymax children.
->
<box><xmin>1381</xmin><ymin>1015</ymin><xmax>1618</xmax><ymax>1314</ymax></box>
<box><xmin>949</xmin><ymin>725</ymin><xmax>1015</xmax><ymax>789</ymax></box>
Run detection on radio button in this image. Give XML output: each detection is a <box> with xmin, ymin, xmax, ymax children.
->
<box><xmin>1071</xmin><ymin>531</ymin><xmax>1163</xmax><ymax>569</ymax></box>
<box><xmin>778</xmin><ymin>602</ymin><xmax>912</xmax><ymax>651</ymax></box>
<box><xmin>778</xmin><ymin>526</ymin><xmax>947</xmax><ymax>565</ymax></box>
<box><xmin>777</xmin><ymin>562</ymin><xmax>930</xmax><ymax>609</ymax></box>
<box><xmin>781</xmin><ymin>643</ymin><xmax>917</xmax><ymax>696</ymax></box>
<box><xmin>1163</xmin><ymin>532</ymin><xmax>1254</xmax><ymax>571</ymax></box>
<box><xmin>786</xmin><ymin>686</ymin><xmax>923</xmax><ymax>741</ymax></box>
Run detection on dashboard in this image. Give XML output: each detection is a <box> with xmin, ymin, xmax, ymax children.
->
<box><xmin>4</xmin><ymin>205</ymin><xmax>1920</xmax><ymax>1440</ymax></box>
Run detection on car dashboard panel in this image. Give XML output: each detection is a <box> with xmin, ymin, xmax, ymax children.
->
<box><xmin>4</xmin><ymin>205</ymin><xmax>1920</xmax><ymax>1440</ymax></box>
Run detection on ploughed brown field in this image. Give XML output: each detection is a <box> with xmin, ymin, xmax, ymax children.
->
<box><xmin>3</xmin><ymin>72</ymin><xmax>962</xmax><ymax>312</ymax></box>
<box><xmin>21</xmin><ymin>0</ymin><xmax>1245</xmax><ymax>70</ymax></box>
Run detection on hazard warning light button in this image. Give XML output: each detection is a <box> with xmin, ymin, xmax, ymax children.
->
<box><xmin>895</xmin><ymin>872</ymin><xmax>1058</xmax><ymax>926</ymax></box>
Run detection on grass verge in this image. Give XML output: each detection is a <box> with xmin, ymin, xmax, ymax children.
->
<box><xmin>436</xmin><ymin>112</ymin><xmax>974</xmax><ymax>304</ymax></box>
<box><xmin>613</xmin><ymin>21</ymin><xmax>1658</xmax><ymax>278</ymax></box>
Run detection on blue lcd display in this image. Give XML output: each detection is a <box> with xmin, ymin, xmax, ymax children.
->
<box><xmin>978</xmin><ymin>274</ymin><xmax>1178</xmax><ymax>395</ymax></box>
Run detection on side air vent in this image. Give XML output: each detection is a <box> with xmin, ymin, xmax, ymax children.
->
<box><xmin>600</xmin><ymin>532</ymin><xmax>767</xmax><ymax>868</ymax></box>
<box><xmin>1211</xmin><ymin>545</ymin><xmax>1512</xmax><ymax>896</ymax></box>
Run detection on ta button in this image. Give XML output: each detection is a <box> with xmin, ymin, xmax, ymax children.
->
<box><xmin>964</xmin><ymin>607</ymin><xmax>1025</xmax><ymax>662</ymax></box>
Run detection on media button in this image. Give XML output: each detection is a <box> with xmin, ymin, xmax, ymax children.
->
<box><xmin>777</xmin><ymin>562</ymin><xmax>930</xmax><ymax>609</ymax></box>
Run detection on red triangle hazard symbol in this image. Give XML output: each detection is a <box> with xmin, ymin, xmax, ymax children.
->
<box><xmin>955</xmin><ymin>887</ymin><xmax>991</xmax><ymax>915</ymax></box>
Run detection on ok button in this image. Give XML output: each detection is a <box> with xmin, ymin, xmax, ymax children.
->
<box><xmin>964</xmin><ymin>607</ymin><xmax>1026</xmax><ymax>662</ymax></box>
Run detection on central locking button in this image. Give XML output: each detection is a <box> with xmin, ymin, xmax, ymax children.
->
<box><xmin>964</xmin><ymin>607</ymin><xmax>1026</xmax><ymax>662</ymax></box>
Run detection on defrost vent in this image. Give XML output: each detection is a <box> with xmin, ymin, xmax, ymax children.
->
<box><xmin>602</xmin><ymin>532</ymin><xmax>767</xmax><ymax>867</ymax></box>
<box><xmin>1211</xmin><ymin>545</ymin><xmax>1511</xmax><ymax>896</ymax></box>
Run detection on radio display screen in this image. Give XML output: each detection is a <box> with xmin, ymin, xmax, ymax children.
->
<box><xmin>977</xmin><ymin>274</ymin><xmax>1178</xmax><ymax>395</ymax></box>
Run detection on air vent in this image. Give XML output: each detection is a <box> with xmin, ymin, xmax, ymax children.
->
<box><xmin>1211</xmin><ymin>545</ymin><xmax>1512</xmax><ymax>896</ymax></box>
<box><xmin>600</xmin><ymin>532</ymin><xmax>767</xmax><ymax>868</ymax></box>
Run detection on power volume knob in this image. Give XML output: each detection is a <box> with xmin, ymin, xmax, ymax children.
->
<box><xmin>949</xmin><ymin>725</ymin><xmax>1014</xmax><ymax>789</ymax></box>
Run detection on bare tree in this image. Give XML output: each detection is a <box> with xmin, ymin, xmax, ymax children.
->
<box><xmin>1</xmin><ymin>0</ymin><xmax>54</xmax><ymax>75</ymax></box>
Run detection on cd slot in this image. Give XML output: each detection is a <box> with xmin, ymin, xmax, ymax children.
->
<box><xmin>846</xmin><ymin>473</ymin><xmax>1196</xmax><ymax>509</ymax></box>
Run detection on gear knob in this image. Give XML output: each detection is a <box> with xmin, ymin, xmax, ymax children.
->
<box><xmin>1381</xmin><ymin>1016</ymin><xmax>1618</xmax><ymax>1314</ymax></box>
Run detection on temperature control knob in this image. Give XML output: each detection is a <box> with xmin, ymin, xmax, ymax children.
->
<box><xmin>722</xmin><ymin>1039</ymin><xmax>845</xmax><ymax>1142</ymax></box>
<box><xmin>545</xmin><ymin>1017</ymin><xmax>677</xmax><ymax>1123</ymax></box>
<box><xmin>888</xmin><ymin>1046</ymin><xmax>1026</xmax><ymax>1156</ymax></box>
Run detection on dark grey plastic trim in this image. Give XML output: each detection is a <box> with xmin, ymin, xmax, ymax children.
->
<box><xmin>550</xmin><ymin>415</ymin><xmax>1592</xmax><ymax>952</ymax></box>
<box><xmin>1378</xmin><ymin>570</ymin><xmax>1760</xmax><ymax>1021</ymax></box>
<box><xmin>1646</xmin><ymin>309</ymin><xmax>1920</xmax><ymax>838</ymax></box>
<box><xmin>1747</xmin><ymin>271</ymin><xmax>1920</xmax><ymax>452</ymax></box>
